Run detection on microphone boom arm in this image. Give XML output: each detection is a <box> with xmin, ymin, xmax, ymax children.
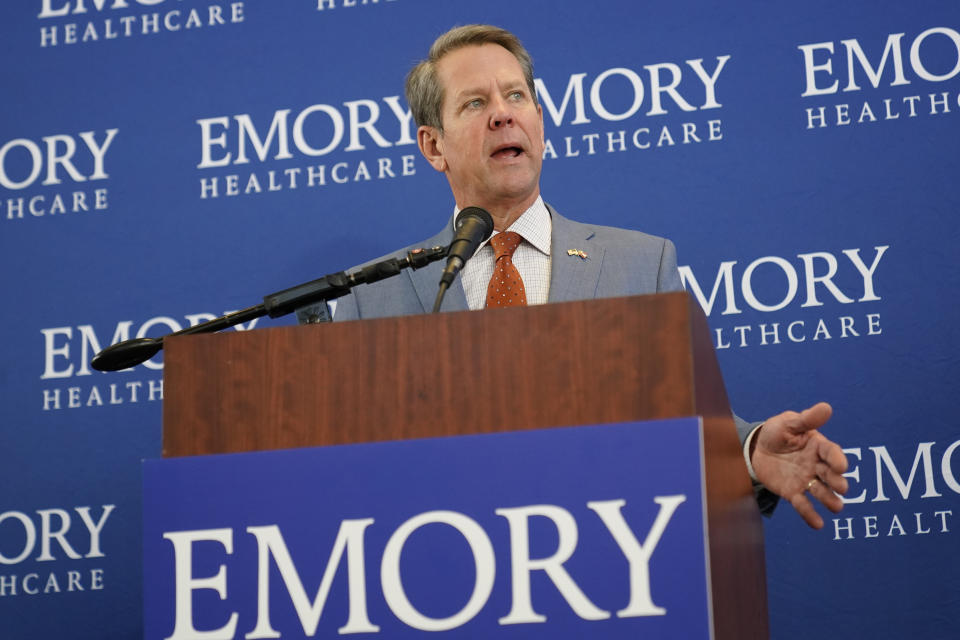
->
<box><xmin>90</xmin><ymin>246</ymin><xmax>447</xmax><ymax>372</ymax></box>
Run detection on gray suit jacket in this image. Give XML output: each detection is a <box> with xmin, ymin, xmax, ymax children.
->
<box><xmin>299</xmin><ymin>204</ymin><xmax>776</xmax><ymax>513</ymax></box>
<box><xmin>325</xmin><ymin>205</ymin><xmax>682</xmax><ymax>320</ymax></box>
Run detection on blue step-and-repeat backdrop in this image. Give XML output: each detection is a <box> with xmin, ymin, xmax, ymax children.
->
<box><xmin>2</xmin><ymin>1</ymin><xmax>958</xmax><ymax>638</ymax></box>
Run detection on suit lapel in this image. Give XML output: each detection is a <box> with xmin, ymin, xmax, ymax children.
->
<box><xmin>547</xmin><ymin>207</ymin><xmax>605</xmax><ymax>303</ymax></box>
<box><xmin>406</xmin><ymin>224</ymin><xmax>469</xmax><ymax>313</ymax></box>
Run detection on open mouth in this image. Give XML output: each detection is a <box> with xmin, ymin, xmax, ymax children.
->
<box><xmin>492</xmin><ymin>146</ymin><xmax>524</xmax><ymax>159</ymax></box>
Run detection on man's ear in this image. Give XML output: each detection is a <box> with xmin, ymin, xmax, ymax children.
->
<box><xmin>537</xmin><ymin>103</ymin><xmax>545</xmax><ymax>147</ymax></box>
<box><xmin>417</xmin><ymin>125</ymin><xmax>447</xmax><ymax>172</ymax></box>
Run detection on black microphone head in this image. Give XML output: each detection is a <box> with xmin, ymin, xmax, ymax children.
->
<box><xmin>455</xmin><ymin>206</ymin><xmax>494</xmax><ymax>241</ymax></box>
<box><xmin>438</xmin><ymin>207</ymin><xmax>496</xmax><ymax>291</ymax></box>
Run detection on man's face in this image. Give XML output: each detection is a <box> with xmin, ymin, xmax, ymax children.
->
<box><xmin>420</xmin><ymin>43</ymin><xmax>545</xmax><ymax>212</ymax></box>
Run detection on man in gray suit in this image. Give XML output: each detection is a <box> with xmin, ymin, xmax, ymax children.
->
<box><xmin>306</xmin><ymin>24</ymin><xmax>849</xmax><ymax>529</ymax></box>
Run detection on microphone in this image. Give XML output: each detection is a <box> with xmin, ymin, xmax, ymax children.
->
<box><xmin>439</xmin><ymin>207</ymin><xmax>495</xmax><ymax>288</ymax></box>
<box><xmin>433</xmin><ymin>207</ymin><xmax>494</xmax><ymax>312</ymax></box>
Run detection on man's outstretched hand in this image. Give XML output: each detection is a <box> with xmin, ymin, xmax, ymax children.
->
<box><xmin>751</xmin><ymin>402</ymin><xmax>849</xmax><ymax>529</ymax></box>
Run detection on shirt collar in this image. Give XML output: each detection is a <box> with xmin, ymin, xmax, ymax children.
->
<box><xmin>452</xmin><ymin>196</ymin><xmax>552</xmax><ymax>256</ymax></box>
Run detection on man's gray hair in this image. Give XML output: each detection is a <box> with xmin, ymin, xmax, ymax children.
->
<box><xmin>405</xmin><ymin>24</ymin><xmax>537</xmax><ymax>132</ymax></box>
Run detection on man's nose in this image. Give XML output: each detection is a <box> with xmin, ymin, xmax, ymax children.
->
<box><xmin>488</xmin><ymin>97</ymin><xmax>514</xmax><ymax>129</ymax></box>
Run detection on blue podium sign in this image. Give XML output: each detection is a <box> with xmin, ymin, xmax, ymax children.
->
<box><xmin>143</xmin><ymin>418</ymin><xmax>712</xmax><ymax>639</ymax></box>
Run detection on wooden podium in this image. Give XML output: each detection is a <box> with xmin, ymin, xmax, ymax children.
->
<box><xmin>161</xmin><ymin>291</ymin><xmax>768</xmax><ymax>639</ymax></box>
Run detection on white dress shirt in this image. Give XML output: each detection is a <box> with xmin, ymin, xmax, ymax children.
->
<box><xmin>457</xmin><ymin>196</ymin><xmax>552</xmax><ymax>310</ymax></box>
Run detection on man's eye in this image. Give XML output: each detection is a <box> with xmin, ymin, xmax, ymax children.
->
<box><xmin>467</xmin><ymin>99</ymin><xmax>483</xmax><ymax>109</ymax></box>
<box><xmin>509</xmin><ymin>91</ymin><xmax>524</xmax><ymax>100</ymax></box>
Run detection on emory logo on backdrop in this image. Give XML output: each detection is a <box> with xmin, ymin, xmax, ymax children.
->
<box><xmin>38</xmin><ymin>310</ymin><xmax>260</xmax><ymax>411</ymax></box>
<box><xmin>193</xmin><ymin>55</ymin><xmax>732</xmax><ymax>200</ymax></box>
<box><xmin>832</xmin><ymin>439</ymin><xmax>958</xmax><ymax>542</ymax></box>
<box><xmin>537</xmin><ymin>55</ymin><xmax>729</xmax><ymax>161</ymax></box>
<box><xmin>1</xmin><ymin>128</ymin><xmax>116</xmax><ymax>224</ymax></box>
<box><xmin>0</xmin><ymin>504</ymin><xmax>114</xmax><ymax>598</ymax></box>
<box><xmin>159</xmin><ymin>498</ymin><xmax>685</xmax><ymax>639</ymax></box>
<box><xmin>679</xmin><ymin>245</ymin><xmax>888</xmax><ymax>349</ymax></box>
<box><xmin>195</xmin><ymin>98</ymin><xmax>419</xmax><ymax>200</ymax></box>
<box><xmin>36</xmin><ymin>0</ymin><xmax>245</xmax><ymax>48</ymax></box>
<box><xmin>798</xmin><ymin>25</ymin><xmax>960</xmax><ymax>130</ymax></box>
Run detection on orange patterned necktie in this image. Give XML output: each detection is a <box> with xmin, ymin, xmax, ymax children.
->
<box><xmin>485</xmin><ymin>231</ymin><xmax>527</xmax><ymax>307</ymax></box>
